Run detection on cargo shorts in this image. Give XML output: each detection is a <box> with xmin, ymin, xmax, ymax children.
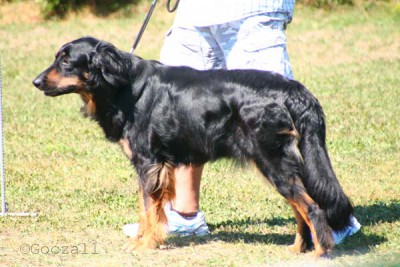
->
<box><xmin>160</xmin><ymin>14</ymin><xmax>293</xmax><ymax>79</ymax></box>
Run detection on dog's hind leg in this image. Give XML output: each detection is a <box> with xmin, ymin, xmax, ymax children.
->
<box><xmin>287</xmin><ymin>185</ymin><xmax>334</xmax><ymax>257</ymax></box>
<box><xmin>125</xmin><ymin>162</ymin><xmax>176</xmax><ymax>251</ymax></box>
<box><xmin>288</xmin><ymin>203</ymin><xmax>312</xmax><ymax>253</ymax></box>
<box><xmin>254</xmin><ymin>138</ymin><xmax>334</xmax><ymax>257</ymax></box>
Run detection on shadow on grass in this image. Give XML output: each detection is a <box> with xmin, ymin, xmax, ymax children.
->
<box><xmin>167</xmin><ymin>201</ymin><xmax>400</xmax><ymax>256</ymax></box>
<box><xmin>330</xmin><ymin>201</ymin><xmax>400</xmax><ymax>257</ymax></box>
<box><xmin>355</xmin><ymin>201</ymin><xmax>400</xmax><ymax>226</ymax></box>
<box><xmin>209</xmin><ymin>217</ymin><xmax>295</xmax><ymax>229</ymax></box>
<box><xmin>166</xmin><ymin>217</ymin><xmax>294</xmax><ymax>248</ymax></box>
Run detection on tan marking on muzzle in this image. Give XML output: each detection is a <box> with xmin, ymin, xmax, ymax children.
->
<box><xmin>58</xmin><ymin>76</ymin><xmax>83</xmax><ymax>88</ymax></box>
<box><xmin>47</xmin><ymin>69</ymin><xmax>84</xmax><ymax>90</ymax></box>
<box><xmin>47</xmin><ymin>69</ymin><xmax>61</xmax><ymax>85</ymax></box>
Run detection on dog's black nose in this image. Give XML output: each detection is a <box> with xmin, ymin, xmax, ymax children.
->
<box><xmin>32</xmin><ymin>78</ymin><xmax>42</xmax><ymax>88</ymax></box>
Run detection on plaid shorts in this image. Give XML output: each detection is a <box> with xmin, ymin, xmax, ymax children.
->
<box><xmin>160</xmin><ymin>14</ymin><xmax>293</xmax><ymax>79</ymax></box>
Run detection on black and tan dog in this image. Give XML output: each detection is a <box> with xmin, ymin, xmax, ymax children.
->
<box><xmin>33</xmin><ymin>36</ymin><xmax>354</xmax><ymax>257</ymax></box>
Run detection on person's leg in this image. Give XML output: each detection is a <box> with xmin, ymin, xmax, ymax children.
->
<box><xmin>160</xmin><ymin>25</ymin><xmax>225</xmax><ymax>219</ymax></box>
<box><xmin>171</xmin><ymin>164</ymin><xmax>203</xmax><ymax>215</ymax></box>
<box><xmin>159</xmin><ymin>27</ymin><xmax>207</xmax><ymax>220</ymax></box>
<box><xmin>164</xmin><ymin>166</ymin><xmax>209</xmax><ymax>237</ymax></box>
<box><xmin>160</xmin><ymin>26</ymin><xmax>226</xmax><ymax>70</ymax></box>
<box><xmin>160</xmin><ymin>25</ymin><xmax>223</xmax><ymax>220</ymax></box>
<box><xmin>220</xmin><ymin>15</ymin><xmax>294</xmax><ymax>79</ymax></box>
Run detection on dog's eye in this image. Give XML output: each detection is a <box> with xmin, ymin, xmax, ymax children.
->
<box><xmin>61</xmin><ymin>58</ymin><xmax>69</xmax><ymax>66</ymax></box>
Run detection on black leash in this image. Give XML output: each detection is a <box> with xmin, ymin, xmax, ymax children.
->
<box><xmin>130</xmin><ymin>0</ymin><xmax>180</xmax><ymax>54</ymax></box>
<box><xmin>166</xmin><ymin>0</ymin><xmax>180</xmax><ymax>12</ymax></box>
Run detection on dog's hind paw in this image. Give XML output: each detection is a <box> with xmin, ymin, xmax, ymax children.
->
<box><xmin>312</xmin><ymin>248</ymin><xmax>332</xmax><ymax>259</ymax></box>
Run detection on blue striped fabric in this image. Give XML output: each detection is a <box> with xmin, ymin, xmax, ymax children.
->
<box><xmin>173</xmin><ymin>0</ymin><xmax>296</xmax><ymax>26</ymax></box>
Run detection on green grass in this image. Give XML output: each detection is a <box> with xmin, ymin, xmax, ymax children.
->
<box><xmin>1</xmin><ymin>2</ymin><xmax>400</xmax><ymax>266</ymax></box>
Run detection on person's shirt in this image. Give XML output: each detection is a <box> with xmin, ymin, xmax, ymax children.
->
<box><xmin>173</xmin><ymin>0</ymin><xmax>295</xmax><ymax>27</ymax></box>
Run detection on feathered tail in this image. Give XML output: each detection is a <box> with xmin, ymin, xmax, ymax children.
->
<box><xmin>287</xmin><ymin>82</ymin><xmax>354</xmax><ymax>231</ymax></box>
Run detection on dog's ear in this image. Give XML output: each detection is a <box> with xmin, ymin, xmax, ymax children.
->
<box><xmin>89</xmin><ymin>41</ymin><xmax>129</xmax><ymax>87</ymax></box>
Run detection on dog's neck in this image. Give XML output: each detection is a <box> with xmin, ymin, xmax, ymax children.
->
<box><xmin>81</xmin><ymin>85</ymin><xmax>128</xmax><ymax>142</ymax></box>
<box><xmin>83</xmin><ymin>56</ymin><xmax>158</xmax><ymax>143</ymax></box>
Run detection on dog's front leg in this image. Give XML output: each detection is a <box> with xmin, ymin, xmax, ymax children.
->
<box><xmin>125</xmin><ymin>162</ymin><xmax>176</xmax><ymax>251</ymax></box>
<box><xmin>135</xmin><ymin>186</ymin><xmax>147</xmax><ymax>240</ymax></box>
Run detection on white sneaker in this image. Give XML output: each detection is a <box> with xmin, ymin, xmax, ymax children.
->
<box><xmin>332</xmin><ymin>216</ymin><xmax>361</xmax><ymax>244</ymax></box>
<box><xmin>123</xmin><ymin>203</ymin><xmax>210</xmax><ymax>238</ymax></box>
<box><xmin>165</xmin><ymin>203</ymin><xmax>210</xmax><ymax>236</ymax></box>
<box><xmin>123</xmin><ymin>223</ymin><xmax>140</xmax><ymax>238</ymax></box>
<box><xmin>310</xmin><ymin>216</ymin><xmax>361</xmax><ymax>245</ymax></box>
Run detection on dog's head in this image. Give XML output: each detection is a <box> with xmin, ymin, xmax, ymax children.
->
<box><xmin>33</xmin><ymin>36</ymin><xmax>130</xmax><ymax>98</ymax></box>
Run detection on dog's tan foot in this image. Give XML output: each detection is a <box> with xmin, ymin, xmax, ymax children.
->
<box><xmin>287</xmin><ymin>244</ymin><xmax>298</xmax><ymax>253</ymax></box>
<box><xmin>312</xmin><ymin>248</ymin><xmax>331</xmax><ymax>259</ymax></box>
<box><xmin>288</xmin><ymin>243</ymin><xmax>307</xmax><ymax>254</ymax></box>
<box><xmin>288</xmin><ymin>235</ymin><xmax>307</xmax><ymax>254</ymax></box>
<box><xmin>123</xmin><ymin>237</ymin><xmax>140</xmax><ymax>253</ymax></box>
<box><xmin>124</xmin><ymin>236</ymin><xmax>158</xmax><ymax>252</ymax></box>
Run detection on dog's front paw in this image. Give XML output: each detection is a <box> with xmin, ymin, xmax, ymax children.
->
<box><xmin>288</xmin><ymin>243</ymin><xmax>307</xmax><ymax>254</ymax></box>
<box><xmin>124</xmin><ymin>236</ymin><xmax>158</xmax><ymax>252</ymax></box>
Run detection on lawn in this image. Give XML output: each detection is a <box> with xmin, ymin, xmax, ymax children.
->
<box><xmin>0</xmin><ymin>1</ymin><xmax>399</xmax><ymax>266</ymax></box>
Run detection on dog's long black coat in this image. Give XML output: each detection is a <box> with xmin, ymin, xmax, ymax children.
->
<box><xmin>33</xmin><ymin>37</ymin><xmax>354</xmax><ymax>255</ymax></box>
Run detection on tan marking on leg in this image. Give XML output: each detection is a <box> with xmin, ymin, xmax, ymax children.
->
<box><xmin>289</xmin><ymin>190</ymin><xmax>333</xmax><ymax>257</ymax></box>
<box><xmin>137</xmin><ymin>187</ymin><xmax>146</xmax><ymax>239</ymax></box>
<box><xmin>125</xmin><ymin>163</ymin><xmax>176</xmax><ymax>251</ymax></box>
<box><xmin>119</xmin><ymin>138</ymin><xmax>133</xmax><ymax>160</ymax></box>
<box><xmin>288</xmin><ymin>203</ymin><xmax>308</xmax><ymax>253</ymax></box>
<box><xmin>125</xmin><ymin>187</ymin><xmax>149</xmax><ymax>252</ymax></box>
<box><xmin>289</xmin><ymin>200</ymin><xmax>323</xmax><ymax>255</ymax></box>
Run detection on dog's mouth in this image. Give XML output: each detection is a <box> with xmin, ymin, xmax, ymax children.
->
<box><xmin>33</xmin><ymin>82</ymin><xmax>76</xmax><ymax>97</ymax></box>
<box><xmin>42</xmin><ymin>86</ymin><xmax>76</xmax><ymax>97</ymax></box>
<box><xmin>33</xmin><ymin>73</ymin><xmax>83</xmax><ymax>97</ymax></box>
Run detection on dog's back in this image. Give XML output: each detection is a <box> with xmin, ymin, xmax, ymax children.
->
<box><xmin>134</xmin><ymin>64</ymin><xmax>297</xmax><ymax>160</ymax></box>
